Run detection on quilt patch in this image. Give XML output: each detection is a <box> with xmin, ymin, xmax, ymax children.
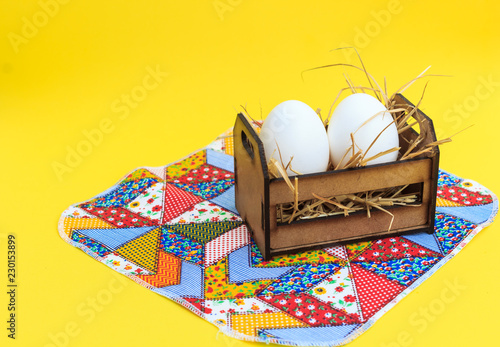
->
<box><xmin>59</xmin><ymin>129</ymin><xmax>497</xmax><ymax>346</ymax></box>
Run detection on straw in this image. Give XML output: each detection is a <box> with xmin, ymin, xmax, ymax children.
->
<box><xmin>266</xmin><ymin>59</ymin><xmax>456</xmax><ymax>228</ymax></box>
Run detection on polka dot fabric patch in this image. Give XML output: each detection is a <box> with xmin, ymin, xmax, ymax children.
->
<box><xmin>59</xmin><ymin>129</ymin><xmax>497</xmax><ymax>347</ymax></box>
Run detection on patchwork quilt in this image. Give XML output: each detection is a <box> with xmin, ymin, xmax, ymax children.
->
<box><xmin>59</xmin><ymin>128</ymin><xmax>497</xmax><ymax>346</ymax></box>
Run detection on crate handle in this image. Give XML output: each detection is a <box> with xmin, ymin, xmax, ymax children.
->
<box><xmin>241</xmin><ymin>130</ymin><xmax>255</xmax><ymax>159</ymax></box>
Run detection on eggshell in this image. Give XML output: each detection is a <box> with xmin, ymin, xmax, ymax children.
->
<box><xmin>260</xmin><ymin>100</ymin><xmax>330</xmax><ymax>176</ymax></box>
<box><xmin>327</xmin><ymin>93</ymin><xmax>399</xmax><ymax>168</ymax></box>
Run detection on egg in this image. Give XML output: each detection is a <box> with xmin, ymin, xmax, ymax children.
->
<box><xmin>260</xmin><ymin>100</ymin><xmax>330</xmax><ymax>176</ymax></box>
<box><xmin>327</xmin><ymin>93</ymin><xmax>399</xmax><ymax>168</ymax></box>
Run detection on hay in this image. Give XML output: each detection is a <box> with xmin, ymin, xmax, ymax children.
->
<box><xmin>264</xmin><ymin>52</ymin><xmax>456</xmax><ymax>226</ymax></box>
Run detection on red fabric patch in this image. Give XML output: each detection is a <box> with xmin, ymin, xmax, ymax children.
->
<box><xmin>353</xmin><ymin>236</ymin><xmax>442</xmax><ymax>262</ymax></box>
<box><xmin>438</xmin><ymin>186</ymin><xmax>492</xmax><ymax>206</ymax></box>
<box><xmin>351</xmin><ymin>264</ymin><xmax>406</xmax><ymax>321</ymax></box>
<box><xmin>162</xmin><ymin>183</ymin><xmax>203</xmax><ymax>223</ymax></box>
<box><xmin>167</xmin><ymin>163</ymin><xmax>233</xmax><ymax>184</ymax></box>
<box><xmin>259</xmin><ymin>292</ymin><xmax>361</xmax><ymax>326</ymax></box>
<box><xmin>184</xmin><ymin>298</ymin><xmax>210</xmax><ymax>313</ymax></box>
<box><xmin>81</xmin><ymin>205</ymin><xmax>157</xmax><ymax>228</ymax></box>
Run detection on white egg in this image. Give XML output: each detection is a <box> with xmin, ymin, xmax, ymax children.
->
<box><xmin>260</xmin><ymin>100</ymin><xmax>330</xmax><ymax>176</ymax></box>
<box><xmin>327</xmin><ymin>93</ymin><xmax>399</xmax><ymax>168</ymax></box>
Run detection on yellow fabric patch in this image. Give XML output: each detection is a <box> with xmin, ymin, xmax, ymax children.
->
<box><xmin>204</xmin><ymin>258</ymin><xmax>271</xmax><ymax>300</ymax></box>
<box><xmin>231</xmin><ymin>312</ymin><xmax>307</xmax><ymax>337</ymax></box>
<box><xmin>116</xmin><ymin>227</ymin><xmax>161</xmax><ymax>273</ymax></box>
<box><xmin>62</xmin><ymin>217</ymin><xmax>114</xmax><ymax>237</ymax></box>
<box><xmin>224</xmin><ymin>136</ymin><xmax>234</xmax><ymax>156</ymax></box>
<box><xmin>436</xmin><ymin>197</ymin><xmax>462</xmax><ymax>207</ymax></box>
<box><xmin>256</xmin><ymin>249</ymin><xmax>346</xmax><ymax>268</ymax></box>
<box><xmin>165</xmin><ymin>150</ymin><xmax>206</xmax><ymax>180</ymax></box>
<box><xmin>123</xmin><ymin>168</ymin><xmax>163</xmax><ymax>183</ymax></box>
<box><xmin>346</xmin><ymin>241</ymin><xmax>373</xmax><ymax>260</ymax></box>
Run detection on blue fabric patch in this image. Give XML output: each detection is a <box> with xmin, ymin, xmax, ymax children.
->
<box><xmin>206</xmin><ymin>149</ymin><xmax>234</xmax><ymax>173</ymax></box>
<box><xmin>76</xmin><ymin>226</ymin><xmax>157</xmax><ymax>250</ymax></box>
<box><xmin>71</xmin><ymin>231</ymin><xmax>112</xmax><ymax>257</ymax></box>
<box><xmin>260</xmin><ymin>263</ymin><xmax>341</xmax><ymax>295</ymax></box>
<box><xmin>261</xmin><ymin>324</ymin><xmax>361</xmax><ymax>345</ymax></box>
<box><xmin>174</xmin><ymin>179</ymin><xmax>234</xmax><ymax>200</ymax></box>
<box><xmin>438</xmin><ymin>170</ymin><xmax>463</xmax><ymax>187</ymax></box>
<box><xmin>156</xmin><ymin>261</ymin><xmax>204</xmax><ymax>298</ymax></box>
<box><xmin>436</xmin><ymin>203</ymin><xmax>495</xmax><ymax>225</ymax></box>
<box><xmin>227</xmin><ymin>245</ymin><xmax>295</xmax><ymax>283</ymax></box>
<box><xmin>354</xmin><ymin>257</ymin><xmax>440</xmax><ymax>286</ymax></box>
<box><xmin>88</xmin><ymin>178</ymin><xmax>159</xmax><ymax>207</ymax></box>
<box><xmin>160</xmin><ymin>227</ymin><xmax>205</xmax><ymax>266</ymax></box>
<box><xmin>403</xmin><ymin>231</ymin><xmax>443</xmax><ymax>255</ymax></box>
<box><xmin>209</xmin><ymin>185</ymin><xmax>238</xmax><ymax>214</ymax></box>
<box><xmin>434</xmin><ymin>213</ymin><xmax>476</xmax><ymax>254</ymax></box>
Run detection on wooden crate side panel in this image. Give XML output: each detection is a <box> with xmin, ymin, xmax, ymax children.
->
<box><xmin>270</xmin><ymin>204</ymin><xmax>430</xmax><ymax>251</ymax></box>
<box><xmin>269</xmin><ymin>159</ymin><xmax>432</xmax><ymax>205</ymax></box>
<box><xmin>394</xmin><ymin>93</ymin><xmax>440</xmax><ymax>234</ymax></box>
<box><xmin>394</xmin><ymin>93</ymin><xmax>439</xmax><ymax>148</ymax></box>
<box><xmin>233</xmin><ymin>114</ymin><xmax>270</xmax><ymax>258</ymax></box>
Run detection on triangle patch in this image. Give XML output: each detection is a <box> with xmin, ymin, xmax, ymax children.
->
<box><xmin>75</xmin><ymin>226</ymin><xmax>157</xmax><ymax>251</ymax></box>
<box><xmin>307</xmin><ymin>264</ymin><xmax>362</xmax><ymax>317</ymax></box>
<box><xmin>62</xmin><ymin>217</ymin><xmax>114</xmax><ymax>238</ymax></box>
<box><xmin>173</xmin><ymin>179</ymin><xmax>234</xmax><ymax>200</ymax></box>
<box><xmin>209</xmin><ymin>185</ymin><xmax>238</xmax><ymax>214</ymax></box>
<box><xmin>261</xmin><ymin>324</ymin><xmax>360</xmax><ymax>345</ymax></box>
<box><xmin>254</xmin><ymin>248</ymin><xmax>344</xmax><ymax>268</ymax></box>
<box><xmin>205</xmin><ymin>225</ymin><xmax>249</xmax><ymax>266</ymax></box>
<box><xmin>403</xmin><ymin>231</ymin><xmax>442</xmax><ymax>255</ymax></box>
<box><xmin>353</xmin><ymin>257</ymin><xmax>441</xmax><ymax>286</ymax></box>
<box><xmin>351</xmin><ymin>264</ymin><xmax>406</xmax><ymax>320</ymax></box>
<box><xmin>168</xmin><ymin>200</ymin><xmax>241</xmax><ymax>225</ymax></box>
<box><xmin>324</xmin><ymin>245</ymin><xmax>349</xmax><ymax>260</ymax></box>
<box><xmin>436</xmin><ymin>197</ymin><xmax>462</xmax><ymax>207</ymax></box>
<box><xmin>259</xmin><ymin>292</ymin><xmax>361</xmax><ymax>327</ymax></box>
<box><xmin>165</xmin><ymin>150</ymin><xmax>206</xmax><ymax>181</ymax></box>
<box><xmin>227</xmin><ymin>245</ymin><xmax>294</xmax><ymax>283</ymax></box>
<box><xmin>162</xmin><ymin>183</ymin><xmax>203</xmax><ymax>223</ymax></box>
<box><xmin>157</xmin><ymin>261</ymin><xmax>204</xmax><ymax>298</ymax></box>
<box><xmin>125</xmin><ymin>181</ymin><xmax>165</xmax><ymax>222</ymax></box>
<box><xmin>137</xmin><ymin>251</ymin><xmax>181</xmax><ymax>288</ymax></box>
<box><xmin>167</xmin><ymin>221</ymin><xmax>243</xmax><ymax>244</ymax></box>
<box><xmin>434</xmin><ymin>213</ymin><xmax>476</xmax><ymax>254</ymax></box>
<box><xmin>204</xmin><ymin>257</ymin><xmax>271</xmax><ymax>300</ymax></box>
<box><xmin>123</xmin><ymin>168</ymin><xmax>163</xmax><ymax>183</ymax></box>
<box><xmin>116</xmin><ymin>227</ymin><xmax>162</xmax><ymax>273</ymax></box>
<box><xmin>352</xmin><ymin>236</ymin><xmax>442</xmax><ymax>262</ymax></box>
<box><xmin>346</xmin><ymin>241</ymin><xmax>373</xmax><ymax>260</ymax></box>
<box><xmin>142</xmin><ymin>166</ymin><xmax>166</xmax><ymax>180</ymax></box>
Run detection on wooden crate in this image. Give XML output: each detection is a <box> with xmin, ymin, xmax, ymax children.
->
<box><xmin>234</xmin><ymin>94</ymin><xmax>439</xmax><ymax>260</ymax></box>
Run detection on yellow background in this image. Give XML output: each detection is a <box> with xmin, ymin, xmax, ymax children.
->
<box><xmin>1</xmin><ymin>1</ymin><xmax>499</xmax><ymax>346</ymax></box>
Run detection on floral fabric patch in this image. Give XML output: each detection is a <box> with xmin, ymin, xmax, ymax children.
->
<box><xmin>168</xmin><ymin>201</ymin><xmax>241</xmax><ymax>224</ymax></box>
<box><xmin>165</xmin><ymin>150</ymin><xmax>206</xmax><ymax>180</ymax></box>
<box><xmin>434</xmin><ymin>213</ymin><xmax>477</xmax><ymax>254</ymax></box>
<box><xmin>204</xmin><ymin>258</ymin><xmax>271</xmax><ymax>300</ymax></box>
<box><xmin>259</xmin><ymin>292</ymin><xmax>361</xmax><ymax>327</ymax></box>
<box><xmin>71</xmin><ymin>231</ymin><xmax>112</xmax><ymax>257</ymax></box>
<box><xmin>307</xmin><ymin>265</ymin><xmax>362</xmax><ymax>317</ymax></box>
<box><xmin>167</xmin><ymin>163</ymin><xmax>233</xmax><ymax>184</ymax></box>
<box><xmin>354</xmin><ymin>257</ymin><xmax>441</xmax><ymax>286</ymax></box>
<box><xmin>86</xmin><ymin>177</ymin><xmax>159</xmax><ymax>207</ymax></box>
<box><xmin>80</xmin><ymin>205</ymin><xmax>157</xmax><ymax>228</ymax></box>
<box><xmin>160</xmin><ymin>227</ymin><xmax>204</xmax><ymax>266</ymax></box>
<box><xmin>353</xmin><ymin>236</ymin><xmax>442</xmax><ymax>262</ymax></box>
<box><xmin>102</xmin><ymin>252</ymin><xmax>152</xmax><ymax>276</ymax></box>
<box><xmin>125</xmin><ymin>181</ymin><xmax>165</xmax><ymax>222</ymax></box>
<box><xmin>173</xmin><ymin>179</ymin><xmax>234</xmax><ymax>200</ymax></box>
